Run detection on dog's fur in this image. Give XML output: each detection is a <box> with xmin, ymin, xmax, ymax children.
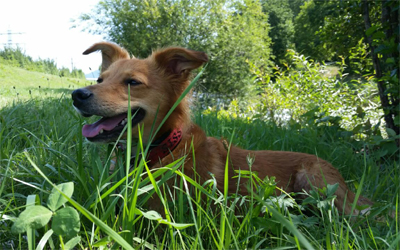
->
<box><xmin>72</xmin><ymin>42</ymin><xmax>372</xmax><ymax>215</ymax></box>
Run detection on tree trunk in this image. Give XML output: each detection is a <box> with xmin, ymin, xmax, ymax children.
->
<box><xmin>362</xmin><ymin>0</ymin><xmax>398</xmax><ymax>140</ymax></box>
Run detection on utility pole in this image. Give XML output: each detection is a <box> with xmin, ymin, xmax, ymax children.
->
<box><xmin>0</xmin><ymin>29</ymin><xmax>25</xmax><ymax>47</ymax></box>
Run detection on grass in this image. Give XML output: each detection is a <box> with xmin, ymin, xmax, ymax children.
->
<box><xmin>0</xmin><ymin>64</ymin><xmax>92</xmax><ymax>107</ymax></box>
<box><xmin>0</xmin><ymin>65</ymin><xmax>399</xmax><ymax>249</ymax></box>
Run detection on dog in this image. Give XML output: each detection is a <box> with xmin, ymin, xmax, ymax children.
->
<box><xmin>72</xmin><ymin>42</ymin><xmax>372</xmax><ymax>215</ymax></box>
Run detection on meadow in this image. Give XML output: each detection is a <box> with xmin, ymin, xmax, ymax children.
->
<box><xmin>0</xmin><ymin>65</ymin><xmax>399</xmax><ymax>249</ymax></box>
<box><xmin>0</xmin><ymin>64</ymin><xmax>89</xmax><ymax>107</ymax></box>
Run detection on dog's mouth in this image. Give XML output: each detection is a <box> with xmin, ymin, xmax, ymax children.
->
<box><xmin>82</xmin><ymin>108</ymin><xmax>146</xmax><ymax>142</ymax></box>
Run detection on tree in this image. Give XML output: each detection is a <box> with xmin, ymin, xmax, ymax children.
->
<box><xmin>288</xmin><ymin>0</ymin><xmax>305</xmax><ymax>18</ymax></box>
<box><xmin>287</xmin><ymin>0</ymin><xmax>399</xmax><ymax>141</ymax></box>
<box><xmin>209</xmin><ymin>0</ymin><xmax>272</xmax><ymax>94</ymax></box>
<box><xmin>293</xmin><ymin>0</ymin><xmax>337</xmax><ymax>61</ymax></box>
<box><xmin>317</xmin><ymin>0</ymin><xmax>376</xmax><ymax>73</ymax></box>
<box><xmin>76</xmin><ymin>0</ymin><xmax>272</xmax><ymax>95</ymax></box>
<box><xmin>307</xmin><ymin>0</ymin><xmax>399</xmax><ymax>142</ymax></box>
<box><xmin>315</xmin><ymin>0</ymin><xmax>399</xmax><ymax>141</ymax></box>
<box><xmin>261</xmin><ymin>0</ymin><xmax>295</xmax><ymax>65</ymax></box>
<box><xmin>361</xmin><ymin>0</ymin><xmax>399</xmax><ymax>142</ymax></box>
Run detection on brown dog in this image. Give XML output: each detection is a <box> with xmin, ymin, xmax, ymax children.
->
<box><xmin>72</xmin><ymin>42</ymin><xmax>372</xmax><ymax>215</ymax></box>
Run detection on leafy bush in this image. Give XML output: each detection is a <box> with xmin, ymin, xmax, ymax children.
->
<box><xmin>205</xmin><ymin>50</ymin><xmax>398</xmax><ymax>159</ymax></box>
<box><xmin>218</xmin><ymin>50</ymin><xmax>380</xmax><ymax>132</ymax></box>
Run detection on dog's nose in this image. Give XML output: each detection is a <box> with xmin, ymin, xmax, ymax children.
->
<box><xmin>72</xmin><ymin>88</ymin><xmax>93</xmax><ymax>103</ymax></box>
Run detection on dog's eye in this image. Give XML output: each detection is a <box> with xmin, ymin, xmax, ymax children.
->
<box><xmin>97</xmin><ymin>78</ymin><xmax>103</xmax><ymax>84</ymax></box>
<box><xmin>126</xmin><ymin>79</ymin><xmax>141</xmax><ymax>86</ymax></box>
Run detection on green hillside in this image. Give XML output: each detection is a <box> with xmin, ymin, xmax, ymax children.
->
<box><xmin>0</xmin><ymin>64</ymin><xmax>92</xmax><ymax>107</ymax></box>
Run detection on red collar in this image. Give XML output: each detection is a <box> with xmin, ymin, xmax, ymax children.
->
<box><xmin>146</xmin><ymin>128</ymin><xmax>183</xmax><ymax>164</ymax></box>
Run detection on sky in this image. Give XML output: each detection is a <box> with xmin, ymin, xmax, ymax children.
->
<box><xmin>0</xmin><ymin>0</ymin><xmax>104</xmax><ymax>74</ymax></box>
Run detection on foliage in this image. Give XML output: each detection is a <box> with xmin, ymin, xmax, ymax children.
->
<box><xmin>290</xmin><ymin>0</ymin><xmax>399</xmax><ymax>138</ymax></box>
<box><xmin>209</xmin><ymin>0</ymin><xmax>272</xmax><ymax>94</ymax></box>
<box><xmin>362</xmin><ymin>0</ymin><xmax>399</xmax><ymax>140</ymax></box>
<box><xmin>214</xmin><ymin>50</ymin><xmax>399</xmax><ymax>159</ymax></box>
<box><xmin>11</xmin><ymin>182</ymin><xmax>81</xmax><ymax>248</ymax></box>
<box><xmin>316</xmin><ymin>0</ymin><xmax>373</xmax><ymax>68</ymax></box>
<box><xmin>346</xmin><ymin>37</ymin><xmax>374</xmax><ymax>75</ymax></box>
<box><xmin>260</xmin><ymin>0</ymin><xmax>295</xmax><ymax>65</ymax></box>
<box><xmin>293</xmin><ymin>0</ymin><xmax>336</xmax><ymax>61</ymax></box>
<box><xmin>0</xmin><ymin>47</ymin><xmax>85</xmax><ymax>79</ymax></box>
<box><xmin>291</xmin><ymin>0</ymin><xmax>372</xmax><ymax>66</ymax></box>
<box><xmin>287</xmin><ymin>0</ymin><xmax>305</xmax><ymax>18</ymax></box>
<box><xmin>76</xmin><ymin>0</ymin><xmax>272</xmax><ymax>95</ymax></box>
<box><xmin>248</xmin><ymin>50</ymin><xmax>378</xmax><ymax>129</ymax></box>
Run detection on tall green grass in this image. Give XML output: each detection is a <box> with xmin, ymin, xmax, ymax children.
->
<box><xmin>0</xmin><ymin>80</ymin><xmax>399</xmax><ymax>248</ymax></box>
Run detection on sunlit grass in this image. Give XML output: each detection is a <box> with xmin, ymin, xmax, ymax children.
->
<box><xmin>0</xmin><ymin>64</ymin><xmax>91</xmax><ymax>107</ymax></box>
<box><xmin>0</xmin><ymin>69</ymin><xmax>399</xmax><ymax>249</ymax></box>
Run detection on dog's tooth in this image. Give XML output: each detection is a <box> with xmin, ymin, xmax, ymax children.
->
<box><xmin>99</xmin><ymin>129</ymin><xmax>104</xmax><ymax>134</ymax></box>
<box><xmin>120</xmin><ymin>118</ymin><xmax>128</xmax><ymax>126</ymax></box>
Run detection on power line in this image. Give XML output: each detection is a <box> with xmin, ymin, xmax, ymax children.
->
<box><xmin>0</xmin><ymin>29</ymin><xmax>26</xmax><ymax>47</ymax></box>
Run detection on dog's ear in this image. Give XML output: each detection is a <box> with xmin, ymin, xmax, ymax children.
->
<box><xmin>154</xmin><ymin>47</ymin><xmax>208</xmax><ymax>76</ymax></box>
<box><xmin>83</xmin><ymin>42</ymin><xmax>130</xmax><ymax>72</ymax></box>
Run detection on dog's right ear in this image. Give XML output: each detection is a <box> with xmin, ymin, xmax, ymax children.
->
<box><xmin>83</xmin><ymin>42</ymin><xmax>130</xmax><ymax>72</ymax></box>
<box><xmin>154</xmin><ymin>47</ymin><xmax>208</xmax><ymax>76</ymax></box>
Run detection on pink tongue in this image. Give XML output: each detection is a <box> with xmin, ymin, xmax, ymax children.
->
<box><xmin>82</xmin><ymin>114</ymin><xmax>127</xmax><ymax>138</ymax></box>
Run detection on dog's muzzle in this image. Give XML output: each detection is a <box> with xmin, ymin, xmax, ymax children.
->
<box><xmin>71</xmin><ymin>88</ymin><xmax>94</xmax><ymax>117</ymax></box>
<box><xmin>71</xmin><ymin>88</ymin><xmax>146</xmax><ymax>142</ymax></box>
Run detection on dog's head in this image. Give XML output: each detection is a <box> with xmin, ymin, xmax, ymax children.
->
<box><xmin>72</xmin><ymin>42</ymin><xmax>208</xmax><ymax>144</ymax></box>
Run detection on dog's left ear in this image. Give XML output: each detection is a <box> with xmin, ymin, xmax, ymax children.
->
<box><xmin>83</xmin><ymin>42</ymin><xmax>130</xmax><ymax>73</ymax></box>
<box><xmin>154</xmin><ymin>47</ymin><xmax>208</xmax><ymax>75</ymax></box>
